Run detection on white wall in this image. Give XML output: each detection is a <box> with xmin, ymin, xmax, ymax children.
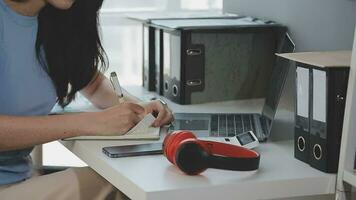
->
<box><xmin>223</xmin><ymin>0</ymin><xmax>356</xmax><ymax>52</ymax></box>
<box><xmin>101</xmin><ymin>0</ymin><xmax>222</xmax><ymax>12</ymax></box>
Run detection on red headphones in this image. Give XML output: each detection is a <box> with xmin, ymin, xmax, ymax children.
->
<box><xmin>163</xmin><ymin>130</ymin><xmax>260</xmax><ymax>175</ymax></box>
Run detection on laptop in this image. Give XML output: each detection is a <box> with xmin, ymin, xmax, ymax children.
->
<box><xmin>169</xmin><ymin>35</ymin><xmax>295</xmax><ymax>142</ymax></box>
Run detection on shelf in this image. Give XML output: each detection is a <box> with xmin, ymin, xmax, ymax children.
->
<box><xmin>343</xmin><ymin>170</ymin><xmax>356</xmax><ymax>187</ymax></box>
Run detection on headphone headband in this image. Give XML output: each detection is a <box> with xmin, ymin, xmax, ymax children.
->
<box><xmin>198</xmin><ymin>140</ymin><xmax>260</xmax><ymax>171</ymax></box>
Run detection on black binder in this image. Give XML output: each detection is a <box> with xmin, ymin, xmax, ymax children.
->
<box><xmin>143</xmin><ymin>25</ymin><xmax>156</xmax><ymax>91</ymax></box>
<box><xmin>294</xmin><ymin>66</ymin><xmax>311</xmax><ymax>164</ymax></box>
<box><xmin>278</xmin><ymin>52</ymin><xmax>351</xmax><ymax>173</ymax></box>
<box><xmin>154</xmin><ymin>29</ymin><xmax>164</xmax><ymax>94</ymax></box>
<box><xmin>152</xmin><ymin>17</ymin><xmax>292</xmax><ymax>104</ymax></box>
<box><xmin>309</xmin><ymin>66</ymin><xmax>349</xmax><ymax>173</ymax></box>
<box><xmin>126</xmin><ymin>12</ymin><xmax>239</xmax><ymax>94</ymax></box>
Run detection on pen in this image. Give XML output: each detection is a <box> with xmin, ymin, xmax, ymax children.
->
<box><xmin>110</xmin><ymin>72</ymin><xmax>125</xmax><ymax>103</ymax></box>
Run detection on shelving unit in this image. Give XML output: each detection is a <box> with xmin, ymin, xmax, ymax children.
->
<box><xmin>343</xmin><ymin>170</ymin><xmax>356</xmax><ymax>188</ymax></box>
<box><xmin>336</xmin><ymin>27</ymin><xmax>356</xmax><ymax>200</ymax></box>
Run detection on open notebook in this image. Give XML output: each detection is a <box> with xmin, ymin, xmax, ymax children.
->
<box><xmin>64</xmin><ymin>114</ymin><xmax>160</xmax><ymax>140</ymax></box>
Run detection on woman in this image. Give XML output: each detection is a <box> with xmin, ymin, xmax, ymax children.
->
<box><xmin>0</xmin><ymin>0</ymin><xmax>173</xmax><ymax>199</ymax></box>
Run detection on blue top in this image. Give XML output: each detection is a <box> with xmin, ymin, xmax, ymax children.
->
<box><xmin>0</xmin><ymin>0</ymin><xmax>57</xmax><ymax>185</ymax></box>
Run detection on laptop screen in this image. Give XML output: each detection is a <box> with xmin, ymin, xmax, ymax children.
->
<box><xmin>262</xmin><ymin>34</ymin><xmax>295</xmax><ymax>121</ymax></box>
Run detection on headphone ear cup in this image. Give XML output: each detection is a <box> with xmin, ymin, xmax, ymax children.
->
<box><xmin>163</xmin><ymin>131</ymin><xmax>182</xmax><ymax>163</ymax></box>
<box><xmin>163</xmin><ymin>132</ymin><xmax>175</xmax><ymax>157</ymax></box>
<box><xmin>175</xmin><ymin>141</ymin><xmax>209</xmax><ymax>175</ymax></box>
<box><xmin>169</xmin><ymin>132</ymin><xmax>196</xmax><ymax>164</ymax></box>
<box><xmin>163</xmin><ymin>131</ymin><xmax>196</xmax><ymax>164</ymax></box>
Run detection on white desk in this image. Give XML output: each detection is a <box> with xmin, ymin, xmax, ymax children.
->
<box><xmin>60</xmin><ymin>85</ymin><xmax>336</xmax><ymax>200</ymax></box>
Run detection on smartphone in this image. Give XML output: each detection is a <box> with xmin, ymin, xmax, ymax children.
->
<box><xmin>103</xmin><ymin>143</ymin><xmax>163</xmax><ymax>158</ymax></box>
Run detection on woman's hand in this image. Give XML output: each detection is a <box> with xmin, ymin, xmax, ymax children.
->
<box><xmin>87</xmin><ymin>102</ymin><xmax>145</xmax><ymax>136</ymax></box>
<box><xmin>141</xmin><ymin>100</ymin><xmax>173</xmax><ymax>127</ymax></box>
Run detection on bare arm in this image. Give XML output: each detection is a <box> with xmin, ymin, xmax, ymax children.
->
<box><xmin>80</xmin><ymin>72</ymin><xmax>173</xmax><ymax>126</ymax></box>
<box><xmin>0</xmin><ymin>112</ymin><xmax>92</xmax><ymax>152</ymax></box>
<box><xmin>0</xmin><ymin>102</ymin><xmax>145</xmax><ymax>152</ymax></box>
<box><xmin>80</xmin><ymin>72</ymin><xmax>140</xmax><ymax>109</ymax></box>
<box><xmin>0</xmin><ymin>73</ymin><xmax>172</xmax><ymax>152</ymax></box>
<box><xmin>80</xmin><ymin>73</ymin><xmax>121</xmax><ymax>109</ymax></box>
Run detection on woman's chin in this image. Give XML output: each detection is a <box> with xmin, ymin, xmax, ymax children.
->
<box><xmin>47</xmin><ymin>0</ymin><xmax>75</xmax><ymax>10</ymax></box>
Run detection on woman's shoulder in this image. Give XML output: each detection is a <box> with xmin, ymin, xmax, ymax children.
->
<box><xmin>0</xmin><ymin>11</ymin><xmax>4</xmax><ymax>60</ymax></box>
<box><xmin>0</xmin><ymin>11</ymin><xmax>4</xmax><ymax>72</ymax></box>
<box><xmin>0</xmin><ymin>11</ymin><xmax>3</xmax><ymax>43</ymax></box>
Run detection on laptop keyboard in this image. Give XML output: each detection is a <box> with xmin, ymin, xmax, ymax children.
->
<box><xmin>210</xmin><ymin>114</ymin><xmax>257</xmax><ymax>137</ymax></box>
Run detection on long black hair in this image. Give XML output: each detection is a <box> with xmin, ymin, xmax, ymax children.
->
<box><xmin>36</xmin><ymin>0</ymin><xmax>108</xmax><ymax>107</ymax></box>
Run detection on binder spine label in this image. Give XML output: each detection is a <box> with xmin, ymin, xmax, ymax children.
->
<box><xmin>310</xmin><ymin>69</ymin><xmax>327</xmax><ymax>142</ymax></box>
<box><xmin>296</xmin><ymin>67</ymin><xmax>310</xmax><ymax>118</ymax></box>
<box><xmin>312</xmin><ymin>69</ymin><xmax>327</xmax><ymax>125</ymax></box>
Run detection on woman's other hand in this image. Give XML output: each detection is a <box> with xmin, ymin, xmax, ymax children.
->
<box><xmin>141</xmin><ymin>100</ymin><xmax>173</xmax><ymax>127</ymax></box>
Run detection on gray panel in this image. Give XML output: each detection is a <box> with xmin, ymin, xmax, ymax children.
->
<box><xmin>190</xmin><ymin>31</ymin><xmax>276</xmax><ymax>104</ymax></box>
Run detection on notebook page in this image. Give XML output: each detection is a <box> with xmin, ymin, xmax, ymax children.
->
<box><xmin>63</xmin><ymin>113</ymin><xmax>160</xmax><ymax>140</ymax></box>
